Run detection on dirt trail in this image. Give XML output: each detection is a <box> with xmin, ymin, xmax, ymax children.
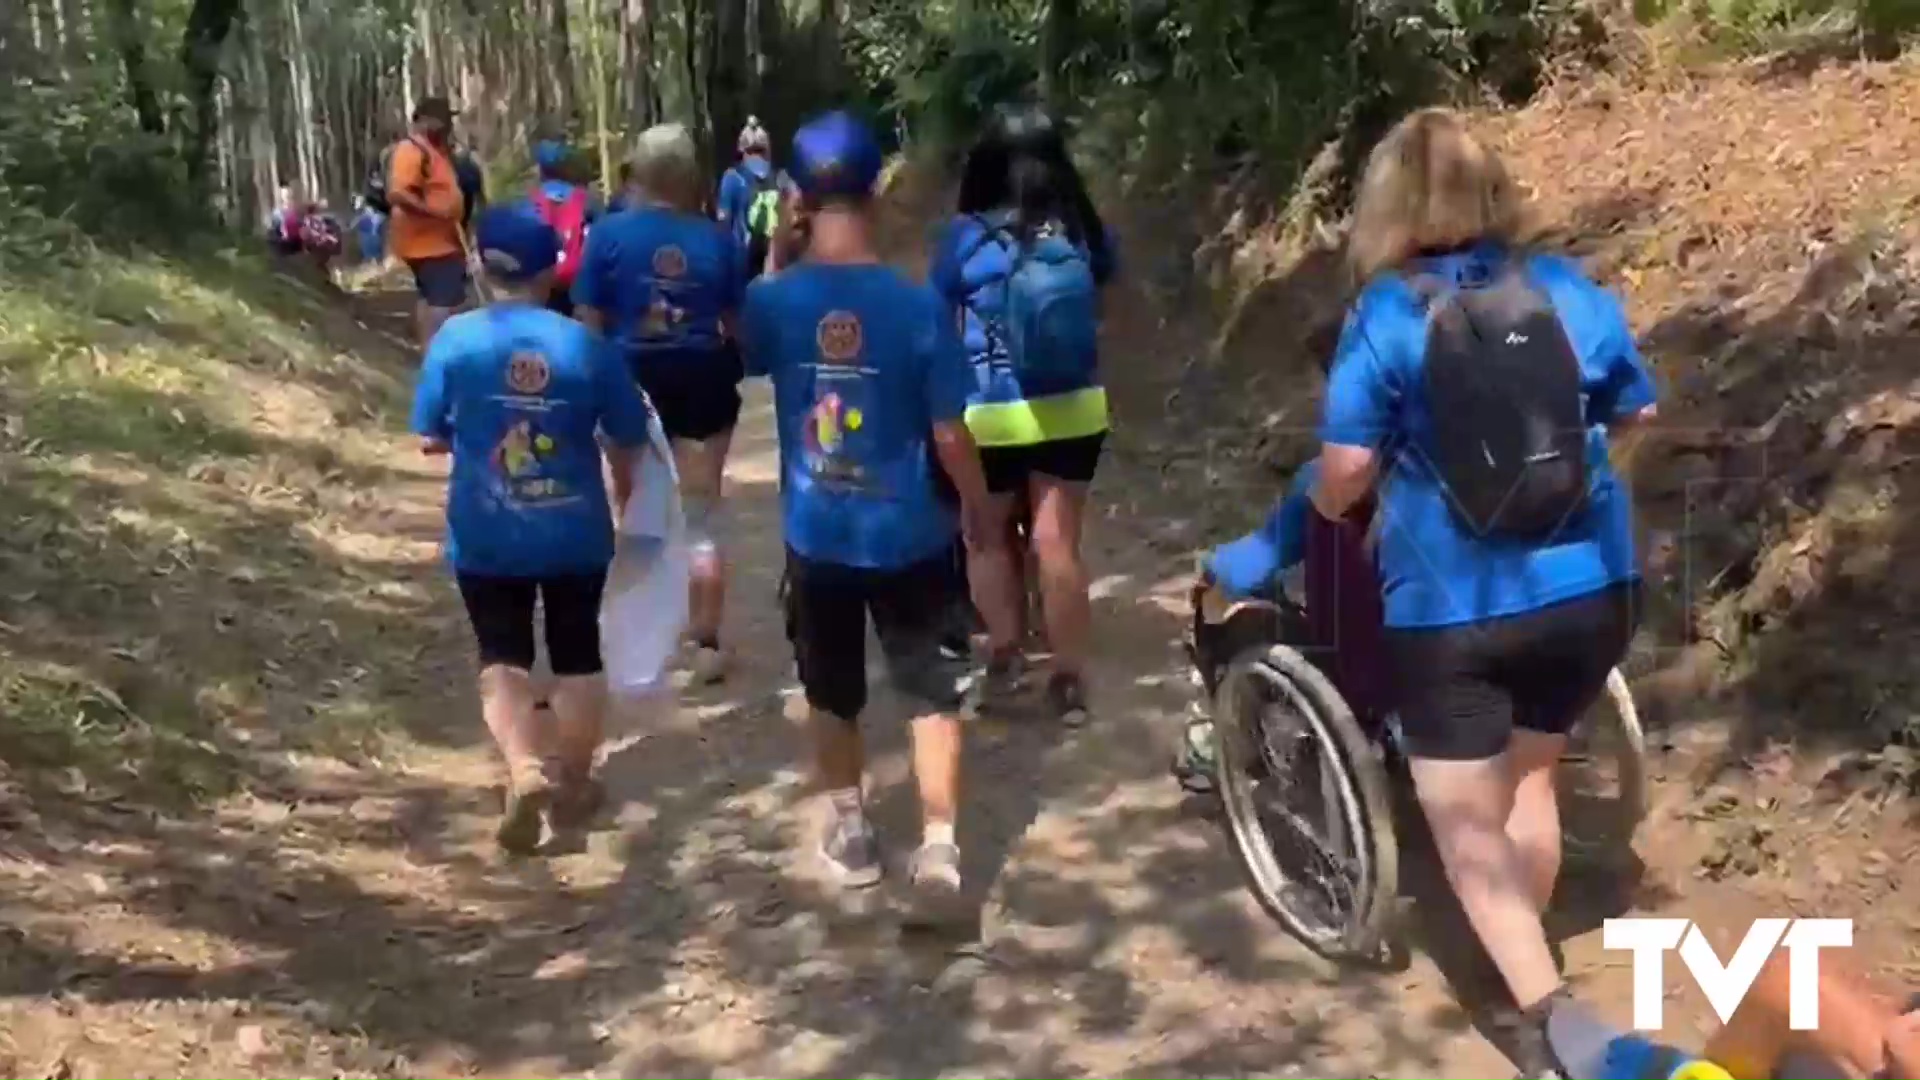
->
<box><xmin>1</xmin><ymin>291</ymin><xmax>1524</xmax><ymax>1076</ymax></box>
<box><xmin>10</xmin><ymin>96</ymin><xmax>1920</xmax><ymax>1066</ymax></box>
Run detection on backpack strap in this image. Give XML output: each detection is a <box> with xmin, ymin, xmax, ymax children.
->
<box><xmin>400</xmin><ymin>135</ymin><xmax>435</xmax><ymax>195</ymax></box>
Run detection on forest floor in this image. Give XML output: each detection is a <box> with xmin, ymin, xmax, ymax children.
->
<box><xmin>5</xmin><ymin>53</ymin><xmax>1920</xmax><ymax>1080</ymax></box>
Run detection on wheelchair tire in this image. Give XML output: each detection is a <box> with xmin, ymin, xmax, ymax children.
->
<box><xmin>1213</xmin><ymin>642</ymin><xmax>1399</xmax><ymax>962</ymax></box>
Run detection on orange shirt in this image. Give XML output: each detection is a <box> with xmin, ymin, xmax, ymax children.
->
<box><xmin>386</xmin><ymin>138</ymin><xmax>464</xmax><ymax>261</ymax></box>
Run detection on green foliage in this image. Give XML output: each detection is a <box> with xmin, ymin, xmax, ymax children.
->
<box><xmin>844</xmin><ymin>0</ymin><xmax>1609</xmax><ymax>208</ymax></box>
<box><xmin>1634</xmin><ymin>0</ymin><xmax>1920</xmax><ymax>49</ymax></box>
<box><xmin>0</xmin><ymin>76</ymin><xmax>212</xmax><ymax>246</ymax></box>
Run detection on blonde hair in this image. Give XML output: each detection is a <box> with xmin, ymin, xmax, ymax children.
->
<box><xmin>628</xmin><ymin>123</ymin><xmax>703</xmax><ymax>212</ymax></box>
<box><xmin>1348</xmin><ymin>108</ymin><xmax>1528</xmax><ymax>282</ymax></box>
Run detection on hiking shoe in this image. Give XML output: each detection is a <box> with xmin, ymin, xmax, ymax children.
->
<box><xmin>1172</xmin><ymin>714</ymin><xmax>1219</xmax><ymax>795</ymax></box>
<box><xmin>550</xmin><ymin>774</ymin><xmax>607</xmax><ymax>832</ymax></box>
<box><xmin>819</xmin><ymin>812</ymin><xmax>882</xmax><ymax>888</ymax></box>
<box><xmin>903</xmin><ymin>842</ymin><xmax>967</xmax><ymax>928</ymax></box>
<box><xmin>964</xmin><ymin>650</ymin><xmax>1022</xmax><ymax>717</ymax></box>
<box><xmin>1495</xmin><ymin>987</ymin><xmax>1575</xmax><ymax>1080</ymax></box>
<box><xmin>1047</xmin><ymin>672</ymin><xmax>1089</xmax><ymax>728</ymax></box>
<box><xmin>496</xmin><ymin>767</ymin><xmax>553</xmax><ymax>855</ymax></box>
<box><xmin>689</xmin><ymin>644</ymin><xmax>727</xmax><ymax>685</ymax></box>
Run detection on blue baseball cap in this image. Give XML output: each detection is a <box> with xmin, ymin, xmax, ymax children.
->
<box><xmin>474</xmin><ymin>204</ymin><xmax>559</xmax><ymax>283</ymax></box>
<box><xmin>534</xmin><ymin>139</ymin><xmax>567</xmax><ymax>174</ymax></box>
<box><xmin>791</xmin><ymin>111</ymin><xmax>883</xmax><ymax>201</ymax></box>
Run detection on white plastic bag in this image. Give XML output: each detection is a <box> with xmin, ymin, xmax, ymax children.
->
<box><xmin>600</xmin><ymin>412</ymin><xmax>690</xmax><ymax>700</ymax></box>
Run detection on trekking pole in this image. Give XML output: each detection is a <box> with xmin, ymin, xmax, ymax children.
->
<box><xmin>460</xmin><ymin>226</ymin><xmax>493</xmax><ymax>305</ymax></box>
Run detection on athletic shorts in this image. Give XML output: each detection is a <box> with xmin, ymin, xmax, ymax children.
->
<box><xmin>632</xmin><ymin>352</ymin><xmax>743</xmax><ymax>442</ymax></box>
<box><xmin>782</xmin><ymin>548</ymin><xmax>968</xmax><ymax>721</ymax></box>
<box><xmin>546</xmin><ymin>287</ymin><xmax>576</xmax><ymax>319</ymax></box>
<box><xmin>979</xmin><ymin>431</ymin><xmax>1106</xmax><ymax>495</ymax></box>
<box><xmin>456</xmin><ymin>571</ymin><xmax>609</xmax><ymax>676</ymax></box>
<box><xmin>1384</xmin><ymin>581</ymin><xmax>1640</xmax><ymax>761</ymax></box>
<box><xmin>407</xmin><ymin>254</ymin><xmax>469</xmax><ymax>309</ymax></box>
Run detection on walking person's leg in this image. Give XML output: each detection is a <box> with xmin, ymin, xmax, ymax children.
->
<box><xmin>786</xmin><ymin>552</ymin><xmax>880</xmax><ymax>887</ymax></box>
<box><xmin>1393</xmin><ymin>587</ymin><xmax>1636</xmax><ymax>1077</ymax></box>
<box><xmin>963</xmin><ymin>492</ymin><xmax>1022</xmax><ymax>703</ymax></box>
<box><xmin>873</xmin><ymin>553</ymin><xmax>972</xmax><ymax>925</ymax></box>
<box><xmin>542</xmin><ymin>571</ymin><xmax>613</xmax><ymax>829</ymax></box>
<box><xmin>963</xmin><ymin>446</ymin><xmax>1025</xmax><ymax>709</ymax></box>
<box><xmin>410</xmin><ymin>254</ymin><xmax>468</xmax><ymax>353</ymax></box>
<box><xmin>1027</xmin><ymin>432</ymin><xmax>1105</xmax><ymax>725</ymax></box>
<box><xmin>674</xmin><ymin>426</ymin><xmax>733</xmax><ymax>682</ymax></box>
<box><xmin>456</xmin><ymin>574</ymin><xmax>552</xmax><ymax>853</ymax></box>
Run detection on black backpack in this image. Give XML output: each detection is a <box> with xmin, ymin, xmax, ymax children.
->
<box><xmin>362</xmin><ymin>136</ymin><xmax>430</xmax><ymax>215</ymax></box>
<box><xmin>1417</xmin><ymin>264</ymin><xmax>1590</xmax><ymax>540</ymax></box>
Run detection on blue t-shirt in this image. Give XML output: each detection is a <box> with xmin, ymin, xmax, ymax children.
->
<box><xmin>572</xmin><ymin>207</ymin><xmax>744</xmax><ymax>369</ymax></box>
<box><xmin>741</xmin><ymin>263</ymin><xmax>973</xmax><ymax>570</ymax></box>
<box><xmin>716</xmin><ymin>157</ymin><xmax>792</xmax><ymax>248</ymax></box>
<box><xmin>410</xmin><ymin>302</ymin><xmax>655</xmax><ymax>577</ymax></box>
<box><xmin>353</xmin><ymin>208</ymin><xmax>386</xmax><ymax>260</ymax></box>
<box><xmin>928</xmin><ymin>212</ymin><xmax>1119</xmax><ymax>404</ymax></box>
<box><xmin>1320</xmin><ymin>248</ymin><xmax>1657</xmax><ymax>629</ymax></box>
<box><xmin>1208</xmin><ymin>462</ymin><xmax>1319</xmax><ymax>599</ymax></box>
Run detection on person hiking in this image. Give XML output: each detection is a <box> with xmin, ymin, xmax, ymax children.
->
<box><xmin>385</xmin><ymin>96</ymin><xmax>470</xmax><ymax>353</ymax></box>
<box><xmin>573</xmin><ymin>123</ymin><xmax>746</xmax><ymax>685</ymax></box>
<box><xmin>410</xmin><ymin>203</ymin><xmax>656</xmax><ymax>855</ymax></box>
<box><xmin>716</xmin><ymin>116</ymin><xmax>793</xmax><ymax>280</ymax></box>
<box><xmin>526</xmin><ymin>138</ymin><xmax>601</xmax><ymax>318</ymax></box>
<box><xmin>929</xmin><ymin>103</ymin><xmax>1118</xmax><ymax>727</ymax></box>
<box><xmin>266</xmin><ymin>186</ymin><xmax>307</xmax><ymax>257</ymax></box>
<box><xmin>352</xmin><ymin>195</ymin><xmax>387</xmax><ymax>265</ymax></box>
<box><xmin>303</xmin><ymin>198</ymin><xmax>344</xmax><ymax>278</ymax></box>
<box><xmin>1308</xmin><ymin>107</ymin><xmax>1657</xmax><ymax>1079</ymax></box>
<box><xmin>740</xmin><ymin>110</ymin><xmax>991</xmax><ymax>923</ymax></box>
<box><xmin>1702</xmin><ymin>947</ymin><xmax>1920</xmax><ymax>1079</ymax></box>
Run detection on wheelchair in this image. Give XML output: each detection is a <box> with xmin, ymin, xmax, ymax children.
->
<box><xmin>1183</xmin><ymin>510</ymin><xmax>1647</xmax><ymax>964</ymax></box>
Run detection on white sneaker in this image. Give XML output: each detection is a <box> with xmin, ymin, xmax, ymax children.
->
<box><xmin>689</xmin><ymin>644</ymin><xmax>727</xmax><ymax>685</ymax></box>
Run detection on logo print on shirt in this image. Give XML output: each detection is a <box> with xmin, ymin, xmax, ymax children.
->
<box><xmin>816</xmin><ymin>311</ymin><xmax>863</xmax><ymax>365</ymax></box>
<box><xmin>492</xmin><ymin>420</ymin><xmax>564</xmax><ymax>501</ymax></box>
<box><xmin>652</xmin><ymin>245</ymin><xmax>688</xmax><ymax>279</ymax></box>
<box><xmin>506</xmin><ymin>351</ymin><xmax>551</xmax><ymax>395</ymax></box>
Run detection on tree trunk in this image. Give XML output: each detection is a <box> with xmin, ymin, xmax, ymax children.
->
<box><xmin>102</xmin><ymin>0</ymin><xmax>165</xmax><ymax>133</ymax></box>
<box><xmin>708</xmin><ymin>0</ymin><xmax>746</xmax><ymax>173</ymax></box>
<box><xmin>635</xmin><ymin>0</ymin><xmax>660</xmax><ymax>124</ymax></box>
<box><xmin>285</xmin><ymin>0</ymin><xmax>320</xmax><ymax>199</ymax></box>
<box><xmin>680</xmin><ymin>0</ymin><xmax>706</xmax><ymax>155</ymax></box>
<box><xmin>587</xmin><ymin>0</ymin><xmax>613</xmax><ymax>185</ymax></box>
<box><xmin>548</xmin><ymin>0</ymin><xmax>578</xmax><ymax>128</ymax></box>
<box><xmin>1041</xmin><ymin>0</ymin><xmax>1079</xmax><ymax>113</ymax></box>
<box><xmin>177</xmin><ymin>0</ymin><xmax>242</xmax><ymax>191</ymax></box>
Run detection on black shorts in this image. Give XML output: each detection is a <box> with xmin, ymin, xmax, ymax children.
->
<box><xmin>407</xmin><ymin>254</ymin><xmax>469</xmax><ymax>309</ymax></box>
<box><xmin>1385</xmin><ymin>582</ymin><xmax>1640</xmax><ymax>761</ymax></box>
<box><xmin>546</xmin><ymin>287</ymin><xmax>576</xmax><ymax>319</ymax></box>
<box><xmin>783</xmin><ymin>549</ymin><xmax>969</xmax><ymax>721</ymax></box>
<box><xmin>633</xmin><ymin>353</ymin><xmax>743</xmax><ymax>442</ymax></box>
<box><xmin>979</xmin><ymin>432</ymin><xmax>1106</xmax><ymax>495</ymax></box>
<box><xmin>456</xmin><ymin>571</ymin><xmax>609</xmax><ymax>676</ymax></box>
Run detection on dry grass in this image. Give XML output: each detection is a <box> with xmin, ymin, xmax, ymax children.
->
<box><xmin>0</xmin><ymin>207</ymin><xmax>454</xmax><ymax>810</ymax></box>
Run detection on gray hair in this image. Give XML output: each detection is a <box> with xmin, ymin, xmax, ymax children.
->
<box><xmin>628</xmin><ymin>123</ymin><xmax>703</xmax><ymax>211</ymax></box>
<box><xmin>737</xmin><ymin>115</ymin><xmax>770</xmax><ymax>155</ymax></box>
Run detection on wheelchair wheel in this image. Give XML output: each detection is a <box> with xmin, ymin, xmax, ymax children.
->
<box><xmin>1213</xmin><ymin>642</ymin><xmax>1399</xmax><ymax>961</ymax></box>
<box><xmin>1559</xmin><ymin>667</ymin><xmax>1648</xmax><ymax>863</ymax></box>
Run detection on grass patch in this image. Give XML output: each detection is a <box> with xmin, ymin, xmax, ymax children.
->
<box><xmin>0</xmin><ymin>201</ymin><xmax>453</xmax><ymax>811</ymax></box>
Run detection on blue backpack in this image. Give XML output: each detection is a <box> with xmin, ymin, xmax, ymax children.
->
<box><xmin>961</xmin><ymin>215</ymin><xmax>1099</xmax><ymax>383</ymax></box>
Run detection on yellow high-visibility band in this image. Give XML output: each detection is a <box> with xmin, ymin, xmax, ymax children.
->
<box><xmin>963</xmin><ymin>386</ymin><xmax>1109</xmax><ymax>447</ymax></box>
